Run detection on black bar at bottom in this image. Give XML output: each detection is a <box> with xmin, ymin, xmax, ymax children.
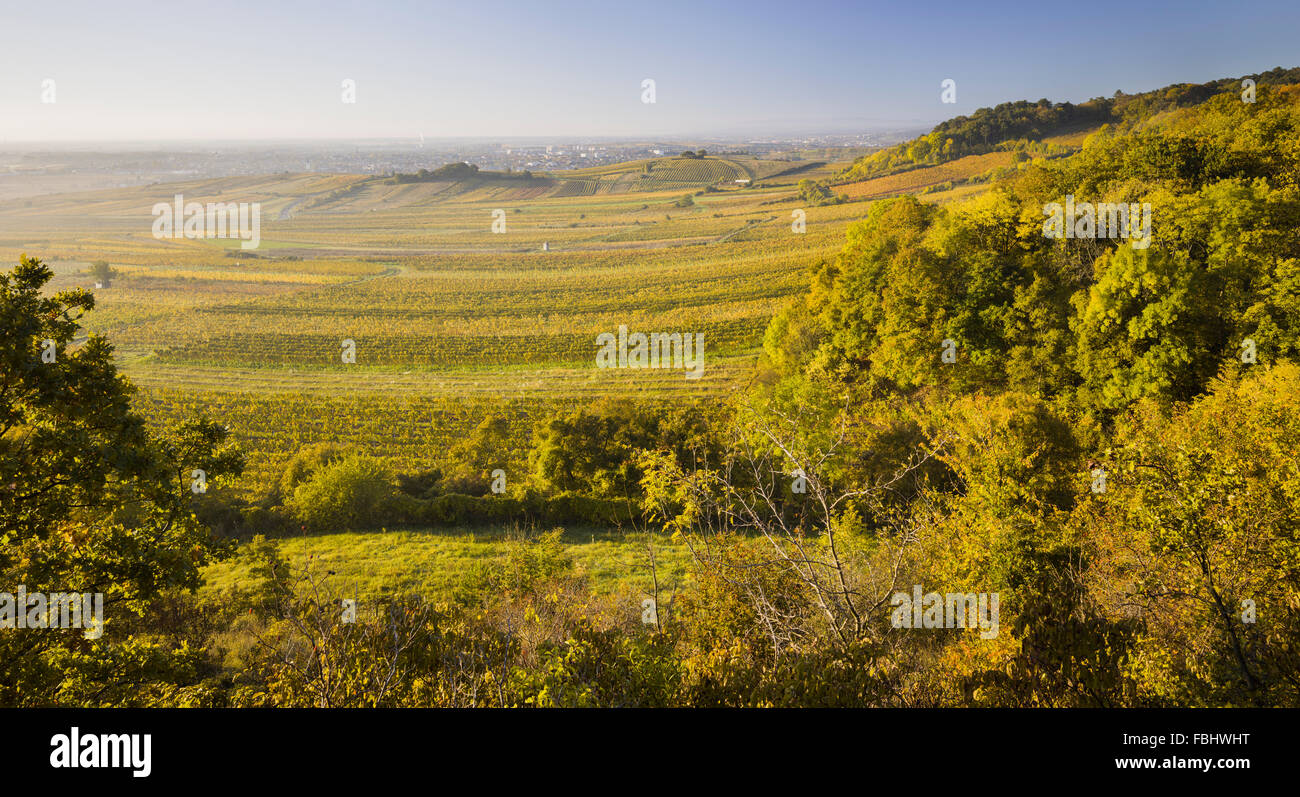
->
<box><xmin>8</xmin><ymin>708</ymin><xmax>1287</xmax><ymax>786</ymax></box>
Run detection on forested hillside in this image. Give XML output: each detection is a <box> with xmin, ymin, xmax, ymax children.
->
<box><xmin>754</xmin><ymin>80</ymin><xmax>1300</xmax><ymax>705</ymax></box>
<box><xmin>836</xmin><ymin>66</ymin><xmax>1300</xmax><ymax>183</ymax></box>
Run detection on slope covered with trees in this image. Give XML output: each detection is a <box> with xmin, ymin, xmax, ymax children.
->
<box><xmin>836</xmin><ymin>66</ymin><xmax>1300</xmax><ymax>183</ymax></box>
<box><xmin>748</xmin><ymin>80</ymin><xmax>1300</xmax><ymax>706</ymax></box>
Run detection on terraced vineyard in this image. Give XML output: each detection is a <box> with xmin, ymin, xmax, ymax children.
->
<box><xmin>0</xmin><ymin>151</ymin><xmax>979</xmax><ymax>492</ymax></box>
<box><xmin>551</xmin><ymin>154</ymin><xmax>779</xmax><ymax>191</ymax></box>
<box><xmin>833</xmin><ymin>151</ymin><xmax>1018</xmax><ymax>199</ymax></box>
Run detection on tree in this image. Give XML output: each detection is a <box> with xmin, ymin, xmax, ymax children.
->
<box><xmin>442</xmin><ymin>415</ymin><xmax>514</xmax><ymax>495</ymax></box>
<box><xmin>640</xmin><ymin>400</ymin><xmax>934</xmax><ymax>651</ymax></box>
<box><xmin>1090</xmin><ymin>364</ymin><xmax>1300</xmax><ymax>706</ymax></box>
<box><xmin>529</xmin><ymin>398</ymin><xmax>722</xmax><ymax>501</ymax></box>
<box><xmin>277</xmin><ymin>442</ymin><xmax>348</xmax><ymax>502</ymax></box>
<box><xmin>0</xmin><ymin>256</ymin><xmax>243</xmax><ymax>705</ymax></box>
<box><xmin>88</xmin><ymin>260</ymin><xmax>115</xmax><ymax>284</ymax></box>
<box><xmin>1072</xmin><ymin>245</ymin><xmax>1216</xmax><ymax>410</ymax></box>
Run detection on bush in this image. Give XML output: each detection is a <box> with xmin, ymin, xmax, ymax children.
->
<box><xmin>541</xmin><ymin>492</ymin><xmax>637</xmax><ymax>525</ymax></box>
<box><xmin>395</xmin><ymin>467</ymin><xmax>444</xmax><ymax>499</ymax></box>
<box><xmin>277</xmin><ymin>443</ymin><xmax>348</xmax><ymax>502</ymax></box>
<box><xmin>386</xmin><ymin>490</ymin><xmax>637</xmax><ymax>528</ymax></box>
<box><xmin>88</xmin><ymin>260</ymin><xmax>116</xmax><ymax>283</ymax></box>
<box><xmin>288</xmin><ymin>453</ymin><xmax>395</xmax><ymax>531</ymax></box>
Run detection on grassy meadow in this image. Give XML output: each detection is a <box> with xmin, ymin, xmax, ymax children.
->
<box><xmin>199</xmin><ymin>526</ymin><xmax>690</xmax><ymax>603</ymax></box>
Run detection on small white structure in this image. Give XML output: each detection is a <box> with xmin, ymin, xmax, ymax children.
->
<box><xmin>542</xmin><ymin>242</ymin><xmax>549</xmax><ymax>252</ymax></box>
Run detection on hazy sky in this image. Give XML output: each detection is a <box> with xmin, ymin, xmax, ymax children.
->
<box><xmin>4</xmin><ymin>0</ymin><xmax>1298</xmax><ymax>141</ymax></box>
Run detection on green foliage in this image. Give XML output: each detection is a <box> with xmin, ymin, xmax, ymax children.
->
<box><xmin>529</xmin><ymin>398</ymin><xmax>721</xmax><ymax>500</ymax></box>
<box><xmin>1092</xmin><ymin>364</ymin><xmax>1300</xmax><ymax>706</ymax></box>
<box><xmin>839</xmin><ymin>98</ymin><xmax>1111</xmax><ymax>181</ymax></box>
<box><xmin>442</xmin><ymin>415</ymin><xmax>514</xmax><ymax>496</ymax></box>
<box><xmin>762</xmin><ymin>293</ymin><xmax>823</xmax><ymax>375</ymax></box>
<box><xmin>774</xmin><ymin>86</ymin><xmax>1300</xmax><ymax>417</ymax></box>
<box><xmin>796</xmin><ymin>178</ymin><xmax>843</xmax><ymax>206</ymax></box>
<box><xmin>88</xmin><ymin>260</ymin><xmax>115</xmax><ymax>283</ymax></box>
<box><xmin>967</xmin><ymin>541</ymin><xmax>1141</xmax><ymax>707</ymax></box>
<box><xmin>277</xmin><ymin>442</ymin><xmax>347</xmax><ymax>502</ymax></box>
<box><xmin>0</xmin><ymin>256</ymin><xmax>243</xmax><ymax>706</ymax></box>
<box><xmin>926</xmin><ymin>391</ymin><xmax>1081</xmax><ymax>517</ymax></box>
<box><xmin>836</xmin><ymin>68</ymin><xmax>1300</xmax><ymax>183</ymax></box>
<box><xmin>288</xmin><ymin>453</ymin><xmax>394</xmax><ymax>531</ymax></box>
<box><xmin>459</xmin><ymin>528</ymin><xmax>573</xmax><ymax>602</ymax></box>
<box><xmin>511</xmin><ymin>623</ymin><xmax>681</xmax><ymax>707</ymax></box>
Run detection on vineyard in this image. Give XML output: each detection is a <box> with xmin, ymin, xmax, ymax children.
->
<box><xmin>133</xmin><ymin>388</ymin><xmax>545</xmax><ymax>491</ymax></box>
<box><xmin>0</xmin><ymin>150</ymin><xmax>990</xmax><ymax>494</ymax></box>
<box><xmin>833</xmin><ymin>151</ymin><xmax>1018</xmax><ymax>199</ymax></box>
<box><xmin>548</xmin><ymin>155</ymin><xmax>800</xmax><ymax>191</ymax></box>
<box><xmin>152</xmin><ymin>318</ymin><xmax>770</xmax><ymax>369</ymax></box>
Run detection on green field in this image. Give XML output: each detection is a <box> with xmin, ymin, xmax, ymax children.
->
<box><xmin>200</xmin><ymin>525</ymin><xmax>691</xmax><ymax>603</ymax></box>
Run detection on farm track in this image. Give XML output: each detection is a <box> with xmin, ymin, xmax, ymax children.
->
<box><xmin>715</xmin><ymin>215</ymin><xmax>777</xmax><ymax>243</ymax></box>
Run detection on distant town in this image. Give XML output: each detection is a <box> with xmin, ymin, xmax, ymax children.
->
<box><xmin>0</xmin><ymin>131</ymin><xmax>920</xmax><ymax>199</ymax></box>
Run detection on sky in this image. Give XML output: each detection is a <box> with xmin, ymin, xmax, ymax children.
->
<box><xmin>3</xmin><ymin>0</ymin><xmax>1299</xmax><ymax>141</ymax></box>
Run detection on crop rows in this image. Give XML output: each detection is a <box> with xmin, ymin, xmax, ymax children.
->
<box><xmin>152</xmin><ymin>316</ymin><xmax>768</xmax><ymax>368</ymax></box>
<box><xmin>133</xmin><ymin>388</ymin><xmax>549</xmax><ymax>491</ymax></box>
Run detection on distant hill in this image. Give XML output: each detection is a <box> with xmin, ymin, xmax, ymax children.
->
<box><xmin>835</xmin><ymin>66</ymin><xmax>1300</xmax><ymax>184</ymax></box>
<box><xmin>378</xmin><ymin>155</ymin><xmax>810</xmax><ymax>198</ymax></box>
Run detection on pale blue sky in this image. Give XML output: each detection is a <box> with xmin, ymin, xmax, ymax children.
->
<box><xmin>3</xmin><ymin>0</ymin><xmax>1297</xmax><ymax>140</ymax></box>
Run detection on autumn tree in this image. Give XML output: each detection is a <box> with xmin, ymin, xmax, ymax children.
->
<box><xmin>0</xmin><ymin>256</ymin><xmax>243</xmax><ymax>706</ymax></box>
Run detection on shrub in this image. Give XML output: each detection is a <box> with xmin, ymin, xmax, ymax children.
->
<box><xmin>288</xmin><ymin>453</ymin><xmax>395</xmax><ymax>531</ymax></box>
<box><xmin>277</xmin><ymin>443</ymin><xmax>348</xmax><ymax>502</ymax></box>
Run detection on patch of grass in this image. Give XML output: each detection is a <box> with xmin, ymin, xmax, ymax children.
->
<box><xmin>199</xmin><ymin>525</ymin><xmax>692</xmax><ymax>602</ymax></box>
